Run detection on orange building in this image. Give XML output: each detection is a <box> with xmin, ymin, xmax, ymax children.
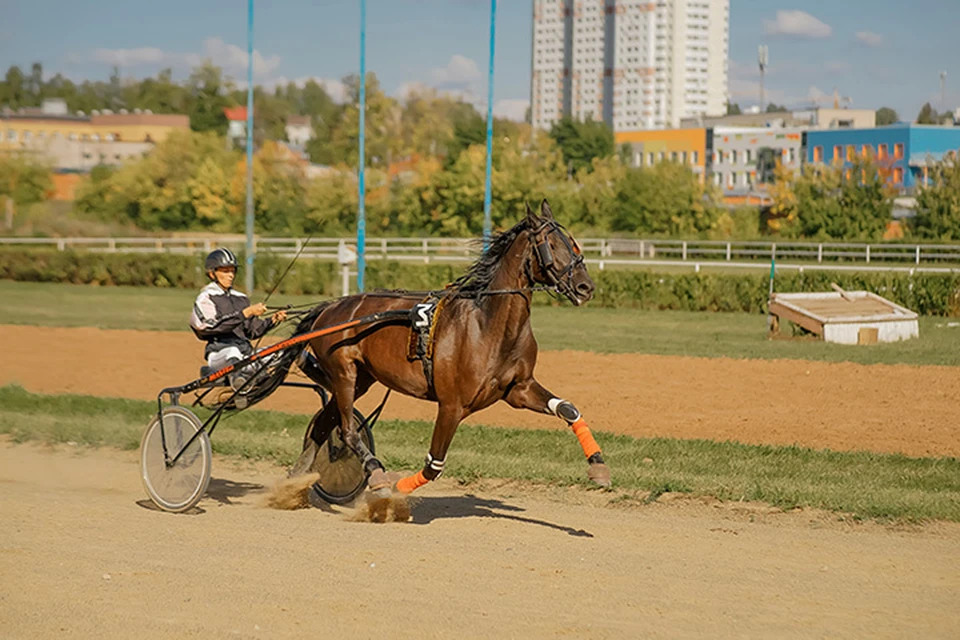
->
<box><xmin>614</xmin><ymin>128</ymin><xmax>707</xmax><ymax>183</ymax></box>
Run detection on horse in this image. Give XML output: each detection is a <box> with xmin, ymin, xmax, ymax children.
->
<box><xmin>292</xmin><ymin>200</ymin><xmax>611</xmax><ymax>501</ymax></box>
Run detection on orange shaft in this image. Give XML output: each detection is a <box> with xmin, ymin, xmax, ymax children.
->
<box><xmin>395</xmin><ymin>470</ymin><xmax>429</xmax><ymax>494</ymax></box>
<box><xmin>571</xmin><ymin>419</ymin><xmax>601</xmax><ymax>459</ymax></box>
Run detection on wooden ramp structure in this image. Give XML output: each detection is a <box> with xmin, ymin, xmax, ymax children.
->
<box><xmin>769</xmin><ymin>286</ymin><xmax>919</xmax><ymax>345</ymax></box>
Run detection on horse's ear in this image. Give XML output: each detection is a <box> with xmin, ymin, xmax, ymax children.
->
<box><xmin>540</xmin><ymin>199</ymin><xmax>555</xmax><ymax>220</ymax></box>
<box><xmin>525</xmin><ymin>201</ymin><xmax>540</xmax><ymax>224</ymax></box>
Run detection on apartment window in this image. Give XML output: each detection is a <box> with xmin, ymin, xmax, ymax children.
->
<box><xmin>893</xmin><ymin>167</ymin><xmax>904</xmax><ymax>183</ymax></box>
<box><xmin>690</xmin><ymin>151</ymin><xmax>698</xmax><ymax>164</ymax></box>
<box><xmin>894</xmin><ymin>143</ymin><xmax>904</xmax><ymax>159</ymax></box>
<box><xmin>671</xmin><ymin>151</ymin><xmax>678</xmax><ymax>162</ymax></box>
<box><xmin>862</xmin><ymin>144</ymin><xmax>873</xmax><ymax>158</ymax></box>
<box><xmin>6</xmin><ymin>129</ymin><xmax>16</xmax><ymax>142</ymax></box>
<box><xmin>729</xmin><ymin>172</ymin><xmax>737</xmax><ymax>188</ymax></box>
<box><xmin>647</xmin><ymin>152</ymin><xmax>654</xmax><ymax>165</ymax></box>
<box><xmin>680</xmin><ymin>151</ymin><xmax>687</xmax><ymax>164</ymax></box>
<box><xmin>730</xmin><ymin>150</ymin><xmax>738</xmax><ymax>164</ymax></box>
<box><xmin>745</xmin><ymin>149</ymin><xmax>752</xmax><ymax>164</ymax></box>
<box><xmin>845</xmin><ymin>168</ymin><xmax>852</xmax><ymax>181</ymax></box>
<box><xmin>634</xmin><ymin>151</ymin><xmax>642</xmax><ymax>167</ymax></box>
<box><xmin>713</xmin><ymin>172</ymin><xmax>721</xmax><ymax>186</ymax></box>
<box><xmin>878</xmin><ymin>143</ymin><xmax>888</xmax><ymax>160</ymax></box>
<box><xmin>658</xmin><ymin>151</ymin><xmax>665</xmax><ymax>161</ymax></box>
<box><xmin>788</xmin><ymin>148</ymin><xmax>796</xmax><ymax>163</ymax></box>
<box><xmin>813</xmin><ymin>146</ymin><xmax>823</xmax><ymax>162</ymax></box>
<box><xmin>22</xmin><ymin>130</ymin><xmax>32</xmax><ymax>141</ymax></box>
<box><xmin>833</xmin><ymin>145</ymin><xmax>842</xmax><ymax>161</ymax></box>
<box><xmin>741</xmin><ymin>173</ymin><xmax>748</xmax><ymax>187</ymax></box>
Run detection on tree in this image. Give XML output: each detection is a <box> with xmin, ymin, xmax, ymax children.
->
<box><xmin>1</xmin><ymin>66</ymin><xmax>26</xmax><ymax>108</ymax></box>
<box><xmin>916</xmin><ymin>102</ymin><xmax>938</xmax><ymax>125</ymax></box>
<box><xmin>548</xmin><ymin>116</ymin><xmax>614</xmax><ymax>174</ymax></box>
<box><xmin>186</xmin><ymin>62</ymin><xmax>233</xmax><ymax>134</ymax></box>
<box><xmin>876</xmin><ymin>106</ymin><xmax>899</xmax><ymax>126</ymax></box>
<box><xmin>612</xmin><ymin>163</ymin><xmax>722</xmax><ymax>236</ymax></box>
<box><xmin>765</xmin><ymin>103</ymin><xmax>789</xmax><ymax>113</ymax></box>
<box><xmin>0</xmin><ymin>152</ymin><xmax>53</xmax><ymax>217</ymax></box>
<box><xmin>912</xmin><ymin>153</ymin><xmax>960</xmax><ymax>240</ymax></box>
<box><xmin>329</xmin><ymin>73</ymin><xmax>402</xmax><ymax>167</ymax></box>
<box><xmin>726</xmin><ymin>101</ymin><xmax>742</xmax><ymax>116</ymax></box>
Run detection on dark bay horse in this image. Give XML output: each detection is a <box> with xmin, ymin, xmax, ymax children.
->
<box><xmin>294</xmin><ymin>200</ymin><xmax>610</xmax><ymax>498</ymax></box>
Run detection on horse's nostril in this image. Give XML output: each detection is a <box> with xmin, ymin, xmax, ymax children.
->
<box><xmin>576</xmin><ymin>281</ymin><xmax>594</xmax><ymax>295</ymax></box>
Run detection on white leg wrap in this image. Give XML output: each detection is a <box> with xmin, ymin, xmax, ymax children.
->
<box><xmin>547</xmin><ymin>398</ymin><xmax>581</xmax><ymax>424</ymax></box>
<box><xmin>425</xmin><ymin>453</ymin><xmax>445</xmax><ymax>479</ymax></box>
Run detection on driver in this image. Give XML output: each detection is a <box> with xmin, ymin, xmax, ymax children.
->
<box><xmin>190</xmin><ymin>248</ymin><xmax>286</xmax><ymax>389</ymax></box>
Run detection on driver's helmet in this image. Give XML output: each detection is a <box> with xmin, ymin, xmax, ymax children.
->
<box><xmin>204</xmin><ymin>248</ymin><xmax>239</xmax><ymax>274</ymax></box>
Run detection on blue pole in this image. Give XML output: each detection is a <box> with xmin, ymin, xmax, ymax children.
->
<box><xmin>356</xmin><ymin>0</ymin><xmax>367</xmax><ymax>292</ymax></box>
<box><xmin>482</xmin><ymin>0</ymin><xmax>497</xmax><ymax>250</ymax></box>
<box><xmin>244</xmin><ymin>0</ymin><xmax>255</xmax><ymax>293</ymax></box>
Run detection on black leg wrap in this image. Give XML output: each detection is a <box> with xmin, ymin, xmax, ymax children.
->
<box><xmin>423</xmin><ymin>453</ymin><xmax>445</xmax><ymax>480</ymax></box>
<box><xmin>587</xmin><ymin>452</ymin><xmax>605</xmax><ymax>465</ymax></box>
<box><xmin>422</xmin><ymin>465</ymin><xmax>442</xmax><ymax>481</ymax></box>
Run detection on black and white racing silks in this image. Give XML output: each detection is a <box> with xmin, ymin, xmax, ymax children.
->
<box><xmin>190</xmin><ymin>282</ymin><xmax>272</xmax><ymax>367</ymax></box>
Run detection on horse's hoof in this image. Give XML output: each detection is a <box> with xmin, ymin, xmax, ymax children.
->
<box><xmin>588</xmin><ymin>462</ymin><xmax>612</xmax><ymax>487</ymax></box>
<box><xmin>367</xmin><ymin>468</ymin><xmax>392</xmax><ymax>493</ymax></box>
<box><xmin>287</xmin><ymin>441</ymin><xmax>319</xmax><ymax>478</ymax></box>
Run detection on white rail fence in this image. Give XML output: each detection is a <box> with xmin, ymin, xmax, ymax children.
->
<box><xmin>2</xmin><ymin>236</ymin><xmax>960</xmax><ymax>274</ymax></box>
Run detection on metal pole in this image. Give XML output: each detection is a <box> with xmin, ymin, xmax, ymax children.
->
<box><xmin>482</xmin><ymin>0</ymin><xmax>497</xmax><ymax>250</ymax></box>
<box><xmin>244</xmin><ymin>0</ymin><xmax>255</xmax><ymax>293</ymax></box>
<box><xmin>356</xmin><ymin>0</ymin><xmax>367</xmax><ymax>291</ymax></box>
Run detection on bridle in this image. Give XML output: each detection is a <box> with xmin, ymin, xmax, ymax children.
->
<box><xmin>527</xmin><ymin>218</ymin><xmax>586</xmax><ymax>303</ymax></box>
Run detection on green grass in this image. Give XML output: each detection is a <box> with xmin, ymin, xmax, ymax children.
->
<box><xmin>3</xmin><ymin>280</ymin><xmax>959</xmax><ymax>366</ymax></box>
<box><xmin>2</xmin><ymin>385</ymin><xmax>958</xmax><ymax>522</ymax></box>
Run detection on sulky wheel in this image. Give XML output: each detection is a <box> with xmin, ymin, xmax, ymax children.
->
<box><xmin>309</xmin><ymin>408</ymin><xmax>375</xmax><ymax>505</ymax></box>
<box><xmin>140</xmin><ymin>406</ymin><xmax>212</xmax><ymax>513</ymax></box>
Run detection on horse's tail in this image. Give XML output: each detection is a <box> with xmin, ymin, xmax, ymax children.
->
<box><xmin>294</xmin><ymin>300</ymin><xmax>334</xmax><ymax>336</ymax></box>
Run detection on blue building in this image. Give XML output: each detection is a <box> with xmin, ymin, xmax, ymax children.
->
<box><xmin>806</xmin><ymin>125</ymin><xmax>960</xmax><ymax>191</ymax></box>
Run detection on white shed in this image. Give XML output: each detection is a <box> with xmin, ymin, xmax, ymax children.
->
<box><xmin>769</xmin><ymin>289</ymin><xmax>919</xmax><ymax>345</ymax></box>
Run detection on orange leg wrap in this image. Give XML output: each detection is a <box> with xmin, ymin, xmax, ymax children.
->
<box><xmin>395</xmin><ymin>470</ymin><xmax>429</xmax><ymax>495</ymax></box>
<box><xmin>571</xmin><ymin>419</ymin><xmax>602</xmax><ymax>459</ymax></box>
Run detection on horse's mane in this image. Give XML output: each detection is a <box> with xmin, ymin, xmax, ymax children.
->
<box><xmin>447</xmin><ymin>216</ymin><xmax>532</xmax><ymax>297</ymax></box>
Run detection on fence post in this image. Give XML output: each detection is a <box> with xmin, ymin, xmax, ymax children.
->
<box><xmin>57</xmin><ymin>239</ymin><xmax>65</xmax><ymax>251</ymax></box>
<box><xmin>915</xmin><ymin>245</ymin><xmax>921</xmax><ymax>264</ymax></box>
<box><xmin>866</xmin><ymin>245</ymin><xmax>871</xmax><ymax>263</ymax></box>
<box><xmin>599</xmin><ymin>260</ymin><xmax>605</xmax><ymax>271</ymax></box>
<box><xmin>818</xmin><ymin>244</ymin><xmax>823</xmax><ymax>263</ymax></box>
<box><xmin>694</xmin><ymin>262</ymin><xmax>700</xmax><ymax>273</ymax></box>
<box><xmin>726</xmin><ymin>242</ymin><xmax>731</xmax><ymax>261</ymax></box>
<box><xmin>341</xmin><ymin>265</ymin><xmax>350</xmax><ymax>297</ymax></box>
<box><xmin>771</xmin><ymin>242</ymin><xmax>777</xmax><ymax>262</ymax></box>
<box><xmin>682</xmin><ymin>241</ymin><xmax>687</xmax><ymax>261</ymax></box>
<box><xmin>381</xmin><ymin>238</ymin><xmax>387</xmax><ymax>257</ymax></box>
<box><xmin>639</xmin><ymin>240</ymin><xmax>645</xmax><ymax>258</ymax></box>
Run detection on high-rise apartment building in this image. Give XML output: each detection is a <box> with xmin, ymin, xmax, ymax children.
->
<box><xmin>530</xmin><ymin>0</ymin><xmax>729</xmax><ymax>131</ymax></box>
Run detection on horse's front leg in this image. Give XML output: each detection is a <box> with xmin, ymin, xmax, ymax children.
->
<box><xmin>505</xmin><ymin>379</ymin><xmax>611</xmax><ymax>487</ymax></box>
<box><xmin>394</xmin><ymin>403</ymin><xmax>462</xmax><ymax>494</ymax></box>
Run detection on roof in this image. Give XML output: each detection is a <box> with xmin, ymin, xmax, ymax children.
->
<box><xmin>286</xmin><ymin>115</ymin><xmax>311</xmax><ymax>127</ymax></box>
<box><xmin>223</xmin><ymin>106</ymin><xmax>248</xmax><ymax>121</ymax></box>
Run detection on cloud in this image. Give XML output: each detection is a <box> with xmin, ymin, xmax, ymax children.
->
<box><xmin>762</xmin><ymin>10</ymin><xmax>832</xmax><ymax>39</ymax></box>
<box><xmin>429</xmin><ymin>54</ymin><xmax>483</xmax><ymax>93</ymax></box>
<box><xmin>67</xmin><ymin>37</ymin><xmax>281</xmax><ymax>79</ymax></box>
<box><xmin>493</xmin><ymin>99</ymin><xmax>529</xmax><ymax>122</ymax></box>
<box><xmin>855</xmin><ymin>31</ymin><xmax>884</xmax><ymax>47</ymax></box>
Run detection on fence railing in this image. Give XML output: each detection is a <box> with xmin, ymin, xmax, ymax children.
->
<box><xmin>2</xmin><ymin>236</ymin><xmax>960</xmax><ymax>273</ymax></box>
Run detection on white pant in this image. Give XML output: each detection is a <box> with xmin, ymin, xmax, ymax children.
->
<box><xmin>207</xmin><ymin>346</ymin><xmax>245</xmax><ymax>371</ymax></box>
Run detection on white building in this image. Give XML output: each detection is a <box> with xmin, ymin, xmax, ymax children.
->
<box><xmin>531</xmin><ymin>0</ymin><xmax>729</xmax><ymax>131</ymax></box>
<box><xmin>285</xmin><ymin>115</ymin><xmax>313</xmax><ymax>146</ymax></box>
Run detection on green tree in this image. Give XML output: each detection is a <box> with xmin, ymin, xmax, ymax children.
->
<box><xmin>912</xmin><ymin>153</ymin><xmax>960</xmax><ymax>240</ymax></box>
<box><xmin>876</xmin><ymin>106</ymin><xmax>899</xmax><ymax>126</ymax></box>
<box><xmin>0</xmin><ymin>152</ymin><xmax>53</xmax><ymax>206</ymax></box>
<box><xmin>726</xmin><ymin>101</ymin><xmax>742</xmax><ymax>116</ymax></box>
<box><xmin>613</xmin><ymin>162</ymin><xmax>721</xmax><ymax>236</ymax></box>
<box><xmin>916</xmin><ymin>102</ymin><xmax>938</xmax><ymax>125</ymax></box>
<box><xmin>765</xmin><ymin>103</ymin><xmax>789</xmax><ymax>113</ymax></box>
<box><xmin>548</xmin><ymin>116</ymin><xmax>615</xmax><ymax>174</ymax></box>
<box><xmin>187</xmin><ymin>62</ymin><xmax>233</xmax><ymax>134</ymax></box>
<box><xmin>1</xmin><ymin>66</ymin><xmax>26</xmax><ymax>108</ymax></box>
<box><xmin>330</xmin><ymin>73</ymin><xmax>402</xmax><ymax>167</ymax></box>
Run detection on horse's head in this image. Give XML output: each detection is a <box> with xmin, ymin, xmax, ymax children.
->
<box><xmin>525</xmin><ymin>200</ymin><xmax>595</xmax><ymax>306</ymax></box>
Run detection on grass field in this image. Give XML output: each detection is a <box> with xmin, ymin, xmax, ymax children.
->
<box><xmin>2</xmin><ymin>385</ymin><xmax>957</xmax><ymax>522</ymax></box>
<box><xmin>3</xmin><ymin>280</ymin><xmax>959</xmax><ymax>365</ymax></box>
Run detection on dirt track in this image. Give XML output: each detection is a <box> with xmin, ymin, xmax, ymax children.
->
<box><xmin>1</xmin><ymin>324</ymin><xmax>958</xmax><ymax>457</ymax></box>
<box><xmin>2</xmin><ymin>441</ymin><xmax>959</xmax><ymax>639</ymax></box>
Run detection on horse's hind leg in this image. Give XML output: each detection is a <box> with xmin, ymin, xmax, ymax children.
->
<box><xmin>505</xmin><ymin>379</ymin><xmax>611</xmax><ymax>487</ymax></box>
<box><xmin>329</xmin><ymin>368</ymin><xmax>391</xmax><ymax>493</ymax></box>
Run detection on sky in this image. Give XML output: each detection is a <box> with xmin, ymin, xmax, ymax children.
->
<box><xmin>1</xmin><ymin>0</ymin><xmax>958</xmax><ymax>122</ymax></box>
